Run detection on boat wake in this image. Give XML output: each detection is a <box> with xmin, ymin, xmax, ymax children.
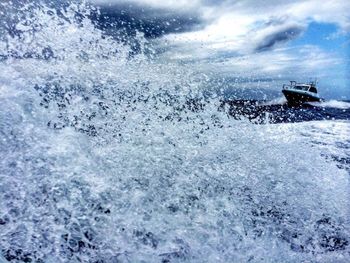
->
<box><xmin>261</xmin><ymin>96</ymin><xmax>287</xmax><ymax>106</ymax></box>
<box><xmin>223</xmin><ymin>99</ymin><xmax>350</xmax><ymax>124</ymax></box>
<box><xmin>307</xmin><ymin>100</ymin><xmax>350</xmax><ymax>109</ymax></box>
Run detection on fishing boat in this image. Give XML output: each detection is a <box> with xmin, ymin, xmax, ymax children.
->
<box><xmin>282</xmin><ymin>81</ymin><xmax>321</xmax><ymax>104</ymax></box>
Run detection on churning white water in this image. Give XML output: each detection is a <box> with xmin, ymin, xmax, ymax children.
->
<box><xmin>0</xmin><ymin>2</ymin><xmax>349</xmax><ymax>262</ymax></box>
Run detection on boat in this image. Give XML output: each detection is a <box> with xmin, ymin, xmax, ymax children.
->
<box><xmin>282</xmin><ymin>80</ymin><xmax>321</xmax><ymax>104</ymax></box>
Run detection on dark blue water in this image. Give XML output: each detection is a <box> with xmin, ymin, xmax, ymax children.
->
<box><xmin>224</xmin><ymin>99</ymin><xmax>350</xmax><ymax>124</ymax></box>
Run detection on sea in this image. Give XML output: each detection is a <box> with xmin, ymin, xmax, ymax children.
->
<box><xmin>0</xmin><ymin>2</ymin><xmax>349</xmax><ymax>263</ymax></box>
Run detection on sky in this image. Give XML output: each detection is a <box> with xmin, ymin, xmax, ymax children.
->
<box><xmin>89</xmin><ymin>0</ymin><xmax>350</xmax><ymax>99</ymax></box>
<box><xmin>1</xmin><ymin>0</ymin><xmax>349</xmax><ymax>99</ymax></box>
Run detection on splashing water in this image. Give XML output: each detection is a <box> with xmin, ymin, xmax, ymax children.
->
<box><xmin>0</xmin><ymin>2</ymin><xmax>349</xmax><ymax>262</ymax></box>
<box><xmin>308</xmin><ymin>100</ymin><xmax>350</xmax><ymax>110</ymax></box>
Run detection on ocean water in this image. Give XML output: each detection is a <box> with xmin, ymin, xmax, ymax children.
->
<box><xmin>0</xmin><ymin>2</ymin><xmax>349</xmax><ymax>262</ymax></box>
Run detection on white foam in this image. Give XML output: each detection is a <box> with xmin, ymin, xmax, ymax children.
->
<box><xmin>308</xmin><ymin>99</ymin><xmax>350</xmax><ymax>109</ymax></box>
<box><xmin>262</xmin><ymin>96</ymin><xmax>287</xmax><ymax>105</ymax></box>
<box><xmin>0</xmin><ymin>2</ymin><xmax>349</xmax><ymax>262</ymax></box>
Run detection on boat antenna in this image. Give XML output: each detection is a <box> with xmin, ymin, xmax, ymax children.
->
<box><xmin>310</xmin><ymin>78</ymin><xmax>317</xmax><ymax>87</ymax></box>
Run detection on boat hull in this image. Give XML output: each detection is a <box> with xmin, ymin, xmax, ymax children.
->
<box><xmin>282</xmin><ymin>90</ymin><xmax>320</xmax><ymax>105</ymax></box>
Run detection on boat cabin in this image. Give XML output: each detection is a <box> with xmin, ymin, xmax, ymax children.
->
<box><xmin>283</xmin><ymin>81</ymin><xmax>318</xmax><ymax>94</ymax></box>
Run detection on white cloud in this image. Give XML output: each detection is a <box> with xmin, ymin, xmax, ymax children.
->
<box><xmin>286</xmin><ymin>0</ymin><xmax>350</xmax><ymax>32</ymax></box>
<box><xmin>15</xmin><ymin>0</ymin><xmax>344</xmax><ymax>86</ymax></box>
<box><xmin>157</xmin><ymin>0</ymin><xmax>349</xmax><ymax>54</ymax></box>
<box><xmin>90</xmin><ymin>0</ymin><xmax>201</xmax><ymax>10</ymax></box>
<box><xmin>137</xmin><ymin>0</ymin><xmax>348</xmax><ymax>83</ymax></box>
<box><xmin>200</xmin><ymin>45</ymin><xmax>343</xmax><ymax>79</ymax></box>
<box><xmin>91</xmin><ymin>0</ymin><xmax>350</xmax><ymax>30</ymax></box>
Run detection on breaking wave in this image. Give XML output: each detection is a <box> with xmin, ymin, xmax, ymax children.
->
<box><xmin>0</xmin><ymin>1</ymin><xmax>349</xmax><ymax>262</ymax></box>
<box><xmin>308</xmin><ymin>100</ymin><xmax>350</xmax><ymax>110</ymax></box>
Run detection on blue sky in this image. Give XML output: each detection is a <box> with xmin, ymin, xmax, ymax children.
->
<box><xmin>289</xmin><ymin>22</ymin><xmax>349</xmax><ymax>99</ymax></box>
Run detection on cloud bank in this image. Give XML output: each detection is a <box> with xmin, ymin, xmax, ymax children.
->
<box><xmin>1</xmin><ymin>0</ymin><xmax>348</xmax><ymax>97</ymax></box>
<box><xmin>88</xmin><ymin>0</ymin><xmax>350</xmax><ymax>98</ymax></box>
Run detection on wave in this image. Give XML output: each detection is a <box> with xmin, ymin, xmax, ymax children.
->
<box><xmin>307</xmin><ymin>100</ymin><xmax>350</xmax><ymax>109</ymax></box>
<box><xmin>0</xmin><ymin>1</ymin><xmax>349</xmax><ymax>262</ymax></box>
<box><xmin>260</xmin><ymin>96</ymin><xmax>287</xmax><ymax>105</ymax></box>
